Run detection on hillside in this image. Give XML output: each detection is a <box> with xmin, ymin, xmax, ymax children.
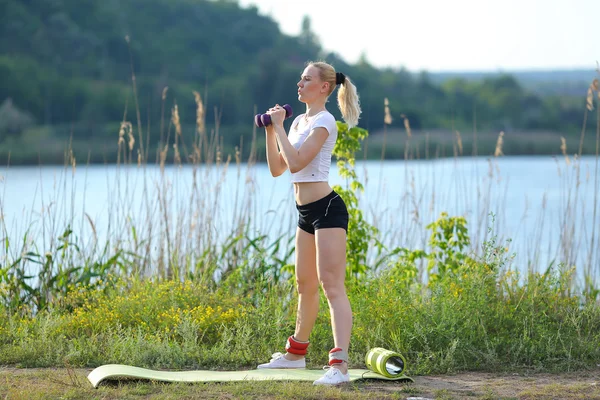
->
<box><xmin>428</xmin><ymin>68</ymin><xmax>593</xmax><ymax>96</ymax></box>
<box><xmin>0</xmin><ymin>0</ymin><xmax>597</xmax><ymax>164</ymax></box>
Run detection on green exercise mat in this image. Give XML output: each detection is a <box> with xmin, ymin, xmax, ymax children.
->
<box><xmin>87</xmin><ymin>348</ymin><xmax>412</xmax><ymax>388</ymax></box>
<box><xmin>87</xmin><ymin>365</ymin><xmax>413</xmax><ymax>388</ymax></box>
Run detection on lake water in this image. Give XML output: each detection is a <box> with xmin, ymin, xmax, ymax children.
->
<box><xmin>1</xmin><ymin>155</ymin><xmax>599</xmax><ymax>281</ymax></box>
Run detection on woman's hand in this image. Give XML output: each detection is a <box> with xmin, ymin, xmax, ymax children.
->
<box><xmin>267</xmin><ymin>104</ymin><xmax>287</xmax><ymax>127</ymax></box>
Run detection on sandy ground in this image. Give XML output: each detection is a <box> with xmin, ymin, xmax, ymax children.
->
<box><xmin>363</xmin><ymin>369</ymin><xmax>600</xmax><ymax>399</ymax></box>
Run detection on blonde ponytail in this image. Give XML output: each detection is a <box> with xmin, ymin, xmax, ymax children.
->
<box><xmin>336</xmin><ymin>77</ymin><xmax>361</xmax><ymax>128</ymax></box>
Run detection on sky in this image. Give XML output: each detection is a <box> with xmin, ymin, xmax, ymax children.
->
<box><xmin>238</xmin><ymin>0</ymin><xmax>599</xmax><ymax>73</ymax></box>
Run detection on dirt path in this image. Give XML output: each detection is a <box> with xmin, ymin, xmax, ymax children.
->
<box><xmin>1</xmin><ymin>367</ymin><xmax>599</xmax><ymax>399</ymax></box>
<box><xmin>392</xmin><ymin>369</ymin><xmax>600</xmax><ymax>399</ymax></box>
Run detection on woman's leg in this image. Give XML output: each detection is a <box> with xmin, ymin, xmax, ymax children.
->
<box><xmin>315</xmin><ymin>227</ymin><xmax>351</xmax><ymax>373</ymax></box>
<box><xmin>285</xmin><ymin>226</ymin><xmax>320</xmax><ymax>360</ymax></box>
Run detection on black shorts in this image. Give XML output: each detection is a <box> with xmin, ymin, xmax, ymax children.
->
<box><xmin>296</xmin><ymin>190</ymin><xmax>349</xmax><ymax>235</ymax></box>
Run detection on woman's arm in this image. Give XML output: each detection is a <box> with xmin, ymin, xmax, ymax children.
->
<box><xmin>273</xmin><ymin>124</ymin><xmax>329</xmax><ymax>174</ymax></box>
<box><xmin>265</xmin><ymin>124</ymin><xmax>288</xmax><ymax>177</ymax></box>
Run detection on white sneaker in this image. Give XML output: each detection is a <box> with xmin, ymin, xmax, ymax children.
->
<box><xmin>312</xmin><ymin>366</ymin><xmax>350</xmax><ymax>385</ymax></box>
<box><xmin>257</xmin><ymin>352</ymin><xmax>306</xmax><ymax>369</ymax></box>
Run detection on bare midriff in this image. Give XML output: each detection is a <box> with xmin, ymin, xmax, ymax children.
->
<box><xmin>293</xmin><ymin>181</ymin><xmax>333</xmax><ymax>206</ymax></box>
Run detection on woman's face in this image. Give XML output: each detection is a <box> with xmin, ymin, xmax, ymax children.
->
<box><xmin>297</xmin><ymin>65</ymin><xmax>328</xmax><ymax>104</ymax></box>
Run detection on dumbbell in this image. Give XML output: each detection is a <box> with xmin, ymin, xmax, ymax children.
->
<box><xmin>255</xmin><ymin>104</ymin><xmax>293</xmax><ymax>128</ymax></box>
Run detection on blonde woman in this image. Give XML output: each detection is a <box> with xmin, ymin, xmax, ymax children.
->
<box><xmin>257</xmin><ymin>61</ymin><xmax>361</xmax><ymax>385</ymax></box>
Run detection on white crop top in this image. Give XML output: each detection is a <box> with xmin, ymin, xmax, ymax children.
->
<box><xmin>287</xmin><ymin>111</ymin><xmax>338</xmax><ymax>183</ymax></box>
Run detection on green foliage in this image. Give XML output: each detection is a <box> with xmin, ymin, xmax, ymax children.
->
<box><xmin>0</xmin><ymin>228</ymin><xmax>137</xmax><ymax>315</ymax></box>
<box><xmin>479</xmin><ymin>213</ymin><xmax>516</xmax><ymax>273</ymax></box>
<box><xmin>204</xmin><ymin>231</ymin><xmax>296</xmax><ymax>302</ymax></box>
<box><xmin>0</xmin><ymin>223</ymin><xmax>297</xmax><ymax>316</ymax></box>
<box><xmin>380</xmin><ymin>212</ymin><xmax>519</xmax><ymax>291</ymax></box>
<box><xmin>349</xmin><ymin>229</ymin><xmax>599</xmax><ymax>375</ymax></box>
<box><xmin>382</xmin><ymin>212</ymin><xmax>473</xmax><ymax>285</ymax></box>
<box><xmin>0</xmin><ymin>98</ymin><xmax>35</xmax><ymax>136</ymax></box>
<box><xmin>425</xmin><ymin>212</ymin><xmax>471</xmax><ymax>281</ymax></box>
<box><xmin>332</xmin><ymin>121</ymin><xmax>382</xmax><ymax>279</ymax></box>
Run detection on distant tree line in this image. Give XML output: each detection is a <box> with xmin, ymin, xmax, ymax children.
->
<box><xmin>0</xmin><ymin>0</ymin><xmax>596</xmax><ymax>163</ymax></box>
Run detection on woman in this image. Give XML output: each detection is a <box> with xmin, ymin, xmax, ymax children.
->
<box><xmin>256</xmin><ymin>61</ymin><xmax>361</xmax><ymax>386</ymax></box>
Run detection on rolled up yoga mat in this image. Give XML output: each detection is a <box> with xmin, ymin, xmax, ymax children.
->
<box><xmin>87</xmin><ymin>347</ymin><xmax>411</xmax><ymax>388</ymax></box>
<box><xmin>365</xmin><ymin>347</ymin><xmax>407</xmax><ymax>378</ymax></box>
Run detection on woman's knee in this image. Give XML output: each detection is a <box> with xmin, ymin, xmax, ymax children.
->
<box><xmin>319</xmin><ymin>277</ymin><xmax>346</xmax><ymax>300</ymax></box>
<box><xmin>296</xmin><ymin>276</ymin><xmax>319</xmax><ymax>295</ymax></box>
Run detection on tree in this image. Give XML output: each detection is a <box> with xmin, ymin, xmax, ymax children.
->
<box><xmin>0</xmin><ymin>98</ymin><xmax>35</xmax><ymax>138</ymax></box>
<box><xmin>299</xmin><ymin>15</ymin><xmax>321</xmax><ymax>55</ymax></box>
